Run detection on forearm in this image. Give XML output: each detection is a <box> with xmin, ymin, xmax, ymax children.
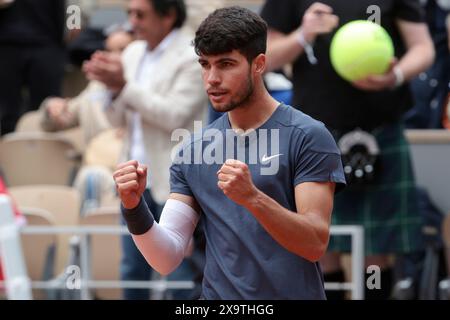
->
<box><xmin>40</xmin><ymin>113</ymin><xmax>76</xmax><ymax>132</ymax></box>
<box><xmin>132</xmin><ymin>223</ymin><xmax>185</xmax><ymax>276</ymax></box>
<box><xmin>397</xmin><ymin>41</ymin><xmax>435</xmax><ymax>82</ymax></box>
<box><xmin>40</xmin><ymin>106</ymin><xmax>78</xmax><ymax>132</ymax></box>
<box><xmin>122</xmin><ymin>198</ymin><xmax>199</xmax><ymax>275</ymax></box>
<box><xmin>266</xmin><ymin>29</ymin><xmax>305</xmax><ymax>72</ymax></box>
<box><xmin>244</xmin><ymin>189</ymin><xmax>329</xmax><ymax>262</ymax></box>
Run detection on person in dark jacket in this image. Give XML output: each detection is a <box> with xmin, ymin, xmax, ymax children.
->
<box><xmin>0</xmin><ymin>0</ymin><xmax>66</xmax><ymax>135</ymax></box>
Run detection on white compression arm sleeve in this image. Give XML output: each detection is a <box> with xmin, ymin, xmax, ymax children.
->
<box><xmin>131</xmin><ymin>199</ymin><xmax>200</xmax><ymax>275</ymax></box>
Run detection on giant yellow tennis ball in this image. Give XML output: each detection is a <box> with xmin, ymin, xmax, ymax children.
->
<box><xmin>330</xmin><ymin>20</ymin><xmax>394</xmax><ymax>82</ymax></box>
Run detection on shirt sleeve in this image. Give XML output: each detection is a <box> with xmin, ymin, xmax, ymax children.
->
<box><xmin>169</xmin><ymin>145</ymin><xmax>194</xmax><ymax>197</ymax></box>
<box><xmin>394</xmin><ymin>0</ymin><xmax>426</xmax><ymax>23</ymax></box>
<box><xmin>293</xmin><ymin>124</ymin><xmax>346</xmax><ymax>192</ymax></box>
<box><xmin>260</xmin><ymin>0</ymin><xmax>301</xmax><ymax>34</ymax></box>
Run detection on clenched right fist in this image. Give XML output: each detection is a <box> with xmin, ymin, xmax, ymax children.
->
<box><xmin>113</xmin><ymin>160</ymin><xmax>147</xmax><ymax>209</ymax></box>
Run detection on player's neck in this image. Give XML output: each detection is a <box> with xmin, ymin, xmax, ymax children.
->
<box><xmin>228</xmin><ymin>87</ymin><xmax>279</xmax><ymax>131</ymax></box>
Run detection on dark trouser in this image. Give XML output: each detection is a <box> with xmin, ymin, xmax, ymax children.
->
<box><xmin>120</xmin><ymin>189</ymin><xmax>163</xmax><ymax>300</ymax></box>
<box><xmin>0</xmin><ymin>44</ymin><xmax>65</xmax><ymax>135</ymax></box>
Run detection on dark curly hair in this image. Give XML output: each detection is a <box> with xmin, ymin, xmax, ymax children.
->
<box><xmin>150</xmin><ymin>0</ymin><xmax>186</xmax><ymax>29</ymax></box>
<box><xmin>194</xmin><ymin>6</ymin><xmax>268</xmax><ymax>63</ymax></box>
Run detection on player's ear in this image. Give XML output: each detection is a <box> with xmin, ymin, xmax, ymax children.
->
<box><xmin>253</xmin><ymin>53</ymin><xmax>266</xmax><ymax>75</ymax></box>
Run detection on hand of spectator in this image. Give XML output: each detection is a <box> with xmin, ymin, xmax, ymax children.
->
<box><xmin>83</xmin><ymin>51</ymin><xmax>126</xmax><ymax>94</ymax></box>
<box><xmin>352</xmin><ymin>58</ymin><xmax>399</xmax><ymax>91</ymax></box>
<box><xmin>217</xmin><ymin>159</ymin><xmax>259</xmax><ymax>207</ymax></box>
<box><xmin>113</xmin><ymin>160</ymin><xmax>147</xmax><ymax>209</ymax></box>
<box><xmin>46</xmin><ymin>97</ymin><xmax>72</xmax><ymax>127</ymax></box>
<box><xmin>300</xmin><ymin>2</ymin><xmax>339</xmax><ymax>43</ymax></box>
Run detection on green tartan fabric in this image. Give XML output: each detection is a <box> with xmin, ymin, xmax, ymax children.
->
<box><xmin>328</xmin><ymin>123</ymin><xmax>424</xmax><ymax>255</ymax></box>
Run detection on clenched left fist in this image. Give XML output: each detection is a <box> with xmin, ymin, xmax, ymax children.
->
<box><xmin>217</xmin><ymin>159</ymin><xmax>259</xmax><ymax>207</ymax></box>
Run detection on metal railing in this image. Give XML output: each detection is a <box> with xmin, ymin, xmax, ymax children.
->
<box><xmin>18</xmin><ymin>225</ymin><xmax>195</xmax><ymax>300</ymax></box>
<box><xmin>2</xmin><ymin>224</ymin><xmax>365</xmax><ymax>300</ymax></box>
<box><xmin>1</xmin><ymin>195</ymin><xmax>364</xmax><ymax>300</ymax></box>
<box><xmin>326</xmin><ymin>225</ymin><xmax>365</xmax><ymax>300</ymax></box>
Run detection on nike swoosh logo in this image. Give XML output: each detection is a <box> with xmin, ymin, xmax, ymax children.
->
<box><xmin>261</xmin><ymin>154</ymin><xmax>283</xmax><ymax>163</ymax></box>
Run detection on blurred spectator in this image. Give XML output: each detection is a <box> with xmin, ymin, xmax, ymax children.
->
<box><xmin>404</xmin><ymin>0</ymin><xmax>450</xmax><ymax>128</ymax></box>
<box><xmin>66</xmin><ymin>0</ymin><xmax>129</xmax><ymax>66</ymax></box>
<box><xmin>40</xmin><ymin>28</ymin><xmax>134</xmax><ymax>145</ymax></box>
<box><xmin>261</xmin><ymin>0</ymin><xmax>435</xmax><ymax>299</ymax></box>
<box><xmin>84</xmin><ymin>0</ymin><xmax>208</xmax><ymax>300</ymax></box>
<box><xmin>38</xmin><ymin>28</ymin><xmax>134</xmax><ymax>215</ymax></box>
<box><xmin>0</xmin><ymin>0</ymin><xmax>66</xmax><ymax>135</ymax></box>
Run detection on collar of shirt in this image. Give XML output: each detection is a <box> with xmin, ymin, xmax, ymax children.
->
<box><xmin>135</xmin><ymin>28</ymin><xmax>180</xmax><ymax>85</ymax></box>
<box><xmin>147</xmin><ymin>28</ymin><xmax>180</xmax><ymax>55</ymax></box>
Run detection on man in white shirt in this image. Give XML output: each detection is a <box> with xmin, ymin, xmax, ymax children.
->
<box><xmin>83</xmin><ymin>0</ymin><xmax>208</xmax><ymax>299</ymax></box>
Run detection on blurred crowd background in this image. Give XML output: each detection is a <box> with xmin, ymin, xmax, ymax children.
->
<box><xmin>0</xmin><ymin>0</ymin><xmax>449</xmax><ymax>300</ymax></box>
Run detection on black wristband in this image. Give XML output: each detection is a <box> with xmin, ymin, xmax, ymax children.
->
<box><xmin>121</xmin><ymin>197</ymin><xmax>155</xmax><ymax>235</ymax></box>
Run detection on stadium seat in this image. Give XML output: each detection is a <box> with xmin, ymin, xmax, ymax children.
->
<box><xmin>10</xmin><ymin>185</ymin><xmax>81</xmax><ymax>274</ymax></box>
<box><xmin>0</xmin><ymin>133</ymin><xmax>79</xmax><ymax>186</ymax></box>
<box><xmin>20</xmin><ymin>207</ymin><xmax>57</xmax><ymax>299</ymax></box>
<box><xmin>81</xmin><ymin>207</ymin><xmax>122</xmax><ymax>299</ymax></box>
<box><xmin>15</xmin><ymin>111</ymin><xmax>85</xmax><ymax>153</ymax></box>
<box><xmin>15</xmin><ymin>111</ymin><xmax>43</xmax><ymax>133</ymax></box>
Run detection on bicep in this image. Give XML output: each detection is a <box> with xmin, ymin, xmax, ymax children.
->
<box><xmin>169</xmin><ymin>193</ymin><xmax>201</xmax><ymax>215</ymax></box>
<box><xmin>396</xmin><ymin>19</ymin><xmax>433</xmax><ymax>49</ymax></box>
<box><xmin>294</xmin><ymin>182</ymin><xmax>335</xmax><ymax>225</ymax></box>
